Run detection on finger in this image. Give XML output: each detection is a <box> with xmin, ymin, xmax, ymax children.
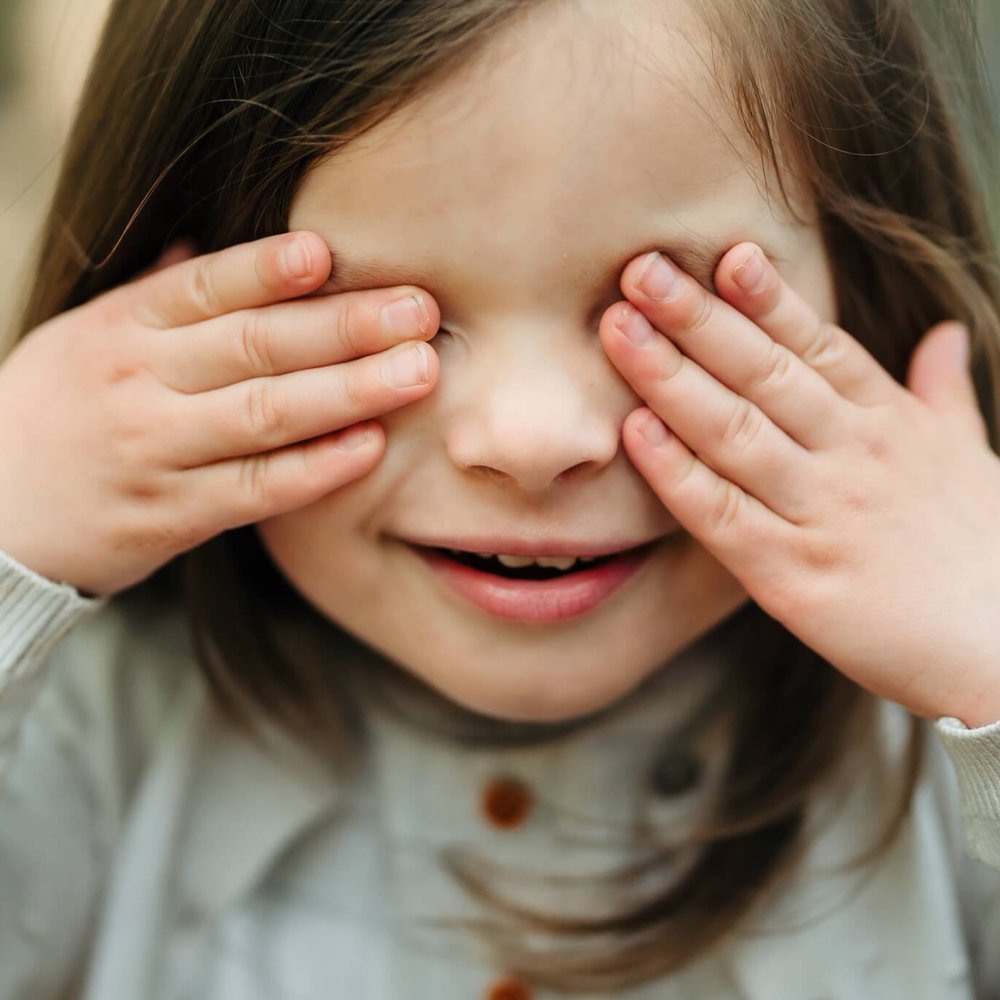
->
<box><xmin>134</xmin><ymin>239</ymin><xmax>199</xmax><ymax>282</ymax></box>
<box><xmin>188</xmin><ymin>421</ymin><xmax>388</xmax><ymax>535</ymax></box>
<box><xmin>157</xmin><ymin>286</ymin><xmax>438</xmax><ymax>393</ymax></box>
<box><xmin>604</xmin><ymin>302</ymin><xmax>813</xmax><ymax>521</ymax></box>
<box><xmin>906</xmin><ymin>321</ymin><xmax>990</xmax><ymax>443</ymax></box>
<box><xmin>622</xmin><ymin>407</ymin><xmax>793</xmax><ymax>586</ymax></box>
<box><xmin>713</xmin><ymin>243</ymin><xmax>900</xmax><ymax>407</ymax></box>
<box><xmin>165</xmin><ymin>341</ymin><xmax>438</xmax><ymax>467</ymax></box>
<box><xmin>617</xmin><ymin>251</ymin><xmax>846</xmax><ymax>451</ymax></box>
<box><xmin>125</xmin><ymin>232</ymin><xmax>332</xmax><ymax>329</ymax></box>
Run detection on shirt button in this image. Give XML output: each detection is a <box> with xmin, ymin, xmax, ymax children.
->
<box><xmin>486</xmin><ymin>976</ymin><xmax>534</xmax><ymax>1000</ymax></box>
<box><xmin>649</xmin><ymin>749</ymin><xmax>702</xmax><ymax>797</ymax></box>
<box><xmin>481</xmin><ymin>775</ymin><xmax>533</xmax><ymax>829</ymax></box>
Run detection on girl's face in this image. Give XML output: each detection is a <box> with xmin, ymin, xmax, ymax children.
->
<box><xmin>257</xmin><ymin>0</ymin><xmax>836</xmax><ymax>722</ymax></box>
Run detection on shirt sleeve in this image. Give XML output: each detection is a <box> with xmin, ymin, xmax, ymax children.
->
<box><xmin>934</xmin><ymin>714</ymin><xmax>1000</xmax><ymax>992</ymax></box>
<box><xmin>0</xmin><ymin>548</ymin><xmax>109</xmax><ymax>784</ymax></box>
<box><xmin>935</xmin><ymin>714</ymin><xmax>1000</xmax><ymax>870</ymax></box>
<box><xmin>0</xmin><ymin>549</ymin><xmax>109</xmax><ymax>999</ymax></box>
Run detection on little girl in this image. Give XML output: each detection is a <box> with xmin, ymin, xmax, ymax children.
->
<box><xmin>2</xmin><ymin>0</ymin><xmax>1000</xmax><ymax>996</ymax></box>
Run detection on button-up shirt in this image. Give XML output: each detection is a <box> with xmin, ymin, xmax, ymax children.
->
<box><xmin>1</xmin><ymin>548</ymin><xmax>999</xmax><ymax>999</ymax></box>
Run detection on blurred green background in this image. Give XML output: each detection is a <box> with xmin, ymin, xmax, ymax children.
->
<box><xmin>0</xmin><ymin>0</ymin><xmax>998</xmax><ymax>351</ymax></box>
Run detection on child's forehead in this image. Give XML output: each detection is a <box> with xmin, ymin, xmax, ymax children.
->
<box><xmin>328</xmin><ymin>0</ymin><xmax>757</xmax><ymax>194</ymax></box>
<box><xmin>292</xmin><ymin>0</ymin><xmax>811</xmax><ymax>299</ymax></box>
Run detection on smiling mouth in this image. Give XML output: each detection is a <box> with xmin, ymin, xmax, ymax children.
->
<box><xmin>421</xmin><ymin>543</ymin><xmax>653</xmax><ymax>581</ymax></box>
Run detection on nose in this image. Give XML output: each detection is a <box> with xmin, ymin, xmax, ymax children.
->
<box><xmin>444</xmin><ymin>334</ymin><xmax>624</xmax><ymax>492</ymax></box>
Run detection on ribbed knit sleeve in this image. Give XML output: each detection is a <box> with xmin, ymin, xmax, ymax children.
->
<box><xmin>935</xmin><ymin>714</ymin><xmax>1000</xmax><ymax>870</ymax></box>
<box><xmin>0</xmin><ymin>549</ymin><xmax>107</xmax><ymax>783</ymax></box>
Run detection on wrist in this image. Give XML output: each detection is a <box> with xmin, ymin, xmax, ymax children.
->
<box><xmin>933</xmin><ymin>685</ymin><xmax>1000</xmax><ymax>730</ymax></box>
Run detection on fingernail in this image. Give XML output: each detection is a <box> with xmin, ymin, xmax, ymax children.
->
<box><xmin>336</xmin><ymin>425</ymin><xmax>373</xmax><ymax>450</ymax></box>
<box><xmin>381</xmin><ymin>343</ymin><xmax>430</xmax><ymax>388</ymax></box>
<box><xmin>732</xmin><ymin>248</ymin><xmax>767</xmax><ymax>294</ymax></box>
<box><xmin>637</xmin><ymin>252</ymin><xmax>678</xmax><ymax>300</ymax></box>
<box><xmin>381</xmin><ymin>294</ymin><xmax>430</xmax><ymax>337</ymax></box>
<box><xmin>618</xmin><ymin>304</ymin><xmax>658</xmax><ymax>346</ymax></box>
<box><xmin>281</xmin><ymin>237</ymin><xmax>312</xmax><ymax>278</ymax></box>
<box><xmin>640</xmin><ymin>412</ymin><xmax>672</xmax><ymax>447</ymax></box>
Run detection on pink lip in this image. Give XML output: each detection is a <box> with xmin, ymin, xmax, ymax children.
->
<box><xmin>413</xmin><ymin>543</ymin><xmax>658</xmax><ymax>623</ymax></box>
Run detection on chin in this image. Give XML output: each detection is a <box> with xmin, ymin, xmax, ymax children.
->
<box><xmin>420</xmin><ymin>651</ymin><xmax>659</xmax><ymax>724</ymax></box>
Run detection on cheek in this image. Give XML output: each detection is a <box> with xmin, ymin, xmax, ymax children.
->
<box><xmin>254</xmin><ymin>487</ymin><xmax>367</xmax><ymax>580</ymax></box>
<box><xmin>781</xmin><ymin>229</ymin><xmax>838</xmax><ymax>324</ymax></box>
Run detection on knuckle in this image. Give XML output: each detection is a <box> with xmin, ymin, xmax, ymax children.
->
<box><xmin>238</xmin><ymin>453</ymin><xmax>274</xmax><ymax>511</ymax></box>
<box><xmin>340</xmin><ymin>366</ymin><xmax>368</xmax><ymax>411</ymax></box>
<box><xmin>800</xmin><ymin>320</ymin><xmax>845</xmax><ymax>370</ymax></box>
<box><xmin>752</xmin><ymin>343</ymin><xmax>794</xmax><ymax>394</ymax></box>
<box><xmin>189</xmin><ymin>258</ymin><xmax>222</xmax><ymax>317</ymax></box>
<box><xmin>834</xmin><ymin>482</ymin><xmax>871</xmax><ymax>514</ymax></box>
<box><xmin>684</xmin><ymin>289</ymin><xmax>714</xmax><ymax>333</ymax></box>
<box><xmin>238</xmin><ymin>311</ymin><xmax>275</xmax><ymax>376</ymax></box>
<box><xmin>706</xmin><ymin>479</ymin><xmax>744</xmax><ymax>534</ymax></box>
<box><xmin>103</xmin><ymin>392</ymin><xmax>166</xmax><ymax>470</ymax></box>
<box><xmin>80</xmin><ymin>326</ymin><xmax>131</xmax><ymax>380</ymax></box>
<box><xmin>655</xmin><ymin>350</ymin><xmax>686</xmax><ymax>386</ymax></box>
<box><xmin>333</xmin><ymin>301</ymin><xmax>365</xmax><ymax>356</ymax></box>
<box><xmin>795</xmin><ymin>533</ymin><xmax>840</xmax><ymax>576</ymax></box>
<box><xmin>245</xmin><ymin>379</ymin><xmax>286</xmax><ymax>440</ymax></box>
<box><xmin>97</xmin><ymin>337</ymin><xmax>155</xmax><ymax>389</ymax></box>
<box><xmin>112</xmin><ymin>462</ymin><xmax>166</xmax><ymax>505</ymax></box>
<box><xmin>109</xmin><ymin>473</ymin><xmax>201</xmax><ymax>554</ymax></box>
<box><xmin>856</xmin><ymin>418</ymin><xmax>895</xmax><ymax>465</ymax></box>
<box><xmin>107</xmin><ymin>420</ymin><xmax>158</xmax><ymax>472</ymax></box>
<box><xmin>722</xmin><ymin>397</ymin><xmax>763</xmax><ymax>450</ymax></box>
<box><xmin>669</xmin><ymin>450</ymin><xmax>700</xmax><ymax>494</ymax></box>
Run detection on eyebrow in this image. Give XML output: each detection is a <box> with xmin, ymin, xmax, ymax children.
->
<box><xmin>318</xmin><ymin>235</ymin><xmax>768</xmax><ymax>295</ymax></box>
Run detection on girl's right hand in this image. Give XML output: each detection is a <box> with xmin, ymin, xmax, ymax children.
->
<box><xmin>0</xmin><ymin>232</ymin><xmax>440</xmax><ymax>598</ymax></box>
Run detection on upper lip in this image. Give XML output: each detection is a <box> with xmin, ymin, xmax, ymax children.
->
<box><xmin>403</xmin><ymin>535</ymin><xmax>665</xmax><ymax>558</ymax></box>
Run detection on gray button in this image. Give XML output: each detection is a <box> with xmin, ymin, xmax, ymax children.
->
<box><xmin>649</xmin><ymin>750</ymin><xmax>702</xmax><ymax>797</ymax></box>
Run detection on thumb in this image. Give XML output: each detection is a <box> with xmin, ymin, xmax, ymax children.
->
<box><xmin>906</xmin><ymin>321</ymin><xmax>988</xmax><ymax>442</ymax></box>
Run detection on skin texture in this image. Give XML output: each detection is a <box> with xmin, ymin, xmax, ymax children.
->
<box><xmin>258</xmin><ymin>0</ymin><xmax>1000</xmax><ymax>726</ymax></box>
<box><xmin>256</xmin><ymin>0</ymin><xmax>830</xmax><ymax>723</ymax></box>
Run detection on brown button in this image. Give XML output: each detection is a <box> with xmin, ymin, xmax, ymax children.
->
<box><xmin>486</xmin><ymin>976</ymin><xmax>534</xmax><ymax>1000</ymax></box>
<box><xmin>481</xmin><ymin>775</ymin><xmax>533</xmax><ymax>829</ymax></box>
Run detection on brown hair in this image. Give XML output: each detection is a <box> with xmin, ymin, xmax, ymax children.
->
<box><xmin>15</xmin><ymin>0</ymin><xmax>1000</xmax><ymax>990</ymax></box>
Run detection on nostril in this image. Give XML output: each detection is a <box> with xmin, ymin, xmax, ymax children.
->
<box><xmin>555</xmin><ymin>459</ymin><xmax>597</xmax><ymax>484</ymax></box>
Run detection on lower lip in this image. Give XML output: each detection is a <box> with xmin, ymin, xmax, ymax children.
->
<box><xmin>413</xmin><ymin>545</ymin><xmax>657</xmax><ymax>623</ymax></box>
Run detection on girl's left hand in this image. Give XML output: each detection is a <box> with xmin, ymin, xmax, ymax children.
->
<box><xmin>601</xmin><ymin>244</ymin><xmax>1000</xmax><ymax>726</ymax></box>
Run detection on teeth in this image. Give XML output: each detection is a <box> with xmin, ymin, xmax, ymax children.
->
<box><xmin>497</xmin><ymin>554</ymin><xmax>543</xmax><ymax>569</ymax></box>
<box><xmin>448</xmin><ymin>549</ymin><xmax>603</xmax><ymax>571</ymax></box>
<box><xmin>496</xmin><ymin>554</ymin><xmax>579</xmax><ymax>570</ymax></box>
<box><xmin>535</xmin><ymin>556</ymin><xmax>578</xmax><ymax>570</ymax></box>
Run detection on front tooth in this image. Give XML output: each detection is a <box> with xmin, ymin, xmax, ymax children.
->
<box><xmin>536</xmin><ymin>556</ymin><xmax>578</xmax><ymax>570</ymax></box>
<box><xmin>476</xmin><ymin>552</ymin><xmax>493</xmax><ymax>559</ymax></box>
<box><xmin>496</xmin><ymin>554</ymin><xmax>537</xmax><ymax>569</ymax></box>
